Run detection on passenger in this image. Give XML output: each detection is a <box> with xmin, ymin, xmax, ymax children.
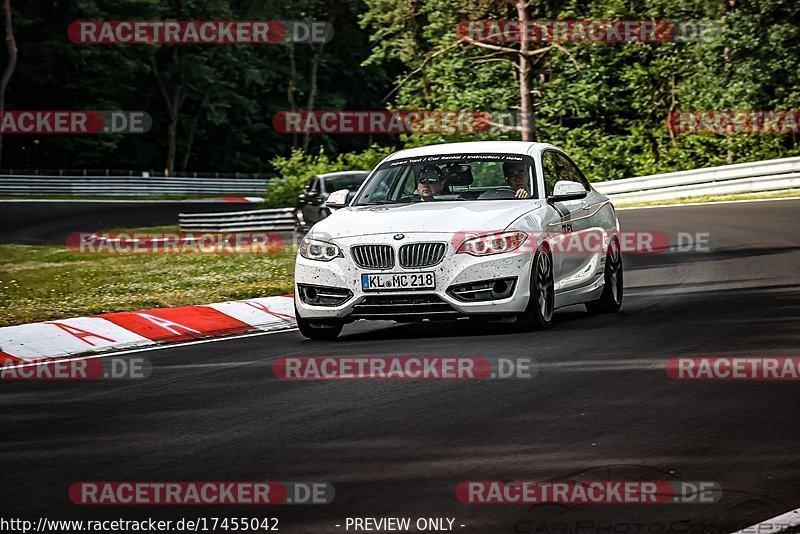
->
<box><xmin>503</xmin><ymin>161</ymin><xmax>530</xmax><ymax>198</ymax></box>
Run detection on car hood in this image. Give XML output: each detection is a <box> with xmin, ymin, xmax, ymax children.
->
<box><xmin>309</xmin><ymin>200</ymin><xmax>546</xmax><ymax>239</ymax></box>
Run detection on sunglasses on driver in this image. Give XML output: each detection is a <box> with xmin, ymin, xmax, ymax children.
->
<box><xmin>418</xmin><ymin>175</ymin><xmax>442</xmax><ymax>184</ymax></box>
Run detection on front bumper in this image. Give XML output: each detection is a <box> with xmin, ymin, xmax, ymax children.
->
<box><xmin>294</xmin><ymin>233</ymin><xmax>533</xmax><ymax>321</ymax></box>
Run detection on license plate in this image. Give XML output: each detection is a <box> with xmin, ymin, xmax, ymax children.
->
<box><xmin>361</xmin><ymin>272</ymin><xmax>435</xmax><ymax>291</ymax></box>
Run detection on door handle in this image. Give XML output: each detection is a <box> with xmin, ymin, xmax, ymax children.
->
<box><xmin>580</xmin><ymin>202</ymin><xmax>592</xmax><ymax>211</ymax></box>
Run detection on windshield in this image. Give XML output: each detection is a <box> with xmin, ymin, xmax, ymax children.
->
<box><xmin>353</xmin><ymin>153</ymin><xmax>536</xmax><ymax>205</ymax></box>
<box><xmin>324</xmin><ymin>173</ymin><xmax>369</xmax><ymax>193</ymax></box>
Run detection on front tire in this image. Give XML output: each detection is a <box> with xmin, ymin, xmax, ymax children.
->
<box><xmin>517</xmin><ymin>248</ymin><xmax>554</xmax><ymax>330</ymax></box>
<box><xmin>586</xmin><ymin>238</ymin><xmax>623</xmax><ymax>314</ymax></box>
<box><xmin>295</xmin><ymin>307</ymin><xmax>344</xmax><ymax>340</ymax></box>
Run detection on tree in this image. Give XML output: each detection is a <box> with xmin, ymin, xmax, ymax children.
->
<box><xmin>362</xmin><ymin>0</ymin><xmax>573</xmax><ymax>142</ymax></box>
<box><xmin>361</xmin><ymin>0</ymin><xmax>800</xmax><ymax>180</ymax></box>
<box><xmin>0</xmin><ymin>0</ymin><xmax>17</xmax><ymax>169</ymax></box>
<box><xmin>457</xmin><ymin>0</ymin><xmax>566</xmax><ymax>141</ymax></box>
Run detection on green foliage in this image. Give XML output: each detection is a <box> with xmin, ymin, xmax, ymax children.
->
<box><xmin>5</xmin><ymin>0</ymin><xmax>393</xmax><ymax>172</ymax></box>
<box><xmin>265</xmin><ymin>145</ymin><xmax>394</xmax><ymax>207</ymax></box>
<box><xmin>4</xmin><ymin>0</ymin><xmax>799</xmax><ymax>180</ymax></box>
<box><xmin>359</xmin><ymin>0</ymin><xmax>800</xmax><ymax>181</ymax></box>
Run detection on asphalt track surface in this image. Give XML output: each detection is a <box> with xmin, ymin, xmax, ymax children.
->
<box><xmin>0</xmin><ymin>201</ymin><xmax>259</xmax><ymax>245</ymax></box>
<box><xmin>1</xmin><ymin>199</ymin><xmax>799</xmax><ymax>533</ymax></box>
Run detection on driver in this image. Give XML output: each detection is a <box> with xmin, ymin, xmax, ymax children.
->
<box><xmin>417</xmin><ymin>165</ymin><xmax>444</xmax><ymax>201</ymax></box>
<box><xmin>503</xmin><ymin>161</ymin><xmax>530</xmax><ymax>198</ymax></box>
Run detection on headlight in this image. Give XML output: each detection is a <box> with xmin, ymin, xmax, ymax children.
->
<box><xmin>456</xmin><ymin>231</ymin><xmax>528</xmax><ymax>256</ymax></box>
<box><xmin>300</xmin><ymin>238</ymin><xmax>342</xmax><ymax>261</ymax></box>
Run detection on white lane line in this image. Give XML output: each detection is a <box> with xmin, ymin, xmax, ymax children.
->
<box><xmin>3</xmin><ymin>327</ymin><xmax>299</xmax><ymax>370</ymax></box>
<box><xmin>617</xmin><ymin>196</ymin><xmax>800</xmax><ymax>210</ymax></box>
<box><xmin>730</xmin><ymin>507</ymin><xmax>800</xmax><ymax>534</ymax></box>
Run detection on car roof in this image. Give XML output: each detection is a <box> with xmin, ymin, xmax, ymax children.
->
<box><xmin>383</xmin><ymin>141</ymin><xmax>556</xmax><ymax>162</ymax></box>
<box><xmin>317</xmin><ymin>171</ymin><xmax>370</xmax><ymax>179</ymax></box>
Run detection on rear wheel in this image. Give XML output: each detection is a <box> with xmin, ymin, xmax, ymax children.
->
<box><xmin>586</xmin><ymin>238</ymin><xmax>623</xmax><ymax>314</ymax></box>
<box><xmin>295</xmin><ymin>307</ymin><xmax>343</xmax><ymax>340</ymax></box>
<box><xmin>517</xmin><ymin>248</ymin><xmax>554</xmax><ymax>330</ymax></box>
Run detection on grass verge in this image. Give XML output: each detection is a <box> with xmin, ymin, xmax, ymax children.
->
<box><xmin>0</xmin><ymin>244</ymin><xmax>296</xmax><ymax>327</ymax></box>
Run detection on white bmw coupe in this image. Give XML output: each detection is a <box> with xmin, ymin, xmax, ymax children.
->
<box><xmin>294</xmin><ymin>141</ymin><xmax>623</xmax><ymax>340</ymax></box>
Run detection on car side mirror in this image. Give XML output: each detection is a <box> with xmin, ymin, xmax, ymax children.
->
<box><xmin>326</xmin><ymin>189</ymin><xmax>349</xmax><ymax>209</ymax></box>
<box><xmin>548</xmin><ymin>180</ymin><xmax>588</xmax><ymax>203</ymax></box>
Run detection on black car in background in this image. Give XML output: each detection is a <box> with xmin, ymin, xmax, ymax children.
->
<box><xmin>294</xmin><ymin>171</ymin><xmax>369</xmax><ymax>232</ymax></box>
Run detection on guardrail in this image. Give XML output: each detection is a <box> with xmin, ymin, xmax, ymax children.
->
<box><xmin>180</xmin><ymin>208</ymin><xmax>295</xmax><ymax>232</ymax></box>
<box><xmin>177</xmin><ymin>156</ymin><xmax>800</xmax><ymax>233</ymax></box>
<box><xmin>4</xmin><ymin>157</ymin><xmax>798</xmax><ymax>201</ymax></box>
<box><xmin>593</xmin><ymin>156</ymin><xmax>800</xmax><ymax>203</ymax></box>
<box><xmin>0</xmin><ymin>175</ymin><xmax>271</xmax><ymax>197</ymax></box>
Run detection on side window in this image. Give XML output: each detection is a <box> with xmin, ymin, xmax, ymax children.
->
<box><xmin>556</xmin><ymin>154</ymin><xmax>590</xmax><ymax>190</ymax></box>
<box><xmin>357</xmin><ymin>166</ymin><xmax>406</xmax><ymax>203</ymax></box>
<box><xmin>541</xmin><ymin>151</ymin><xmax>560</xmax><ymax>196</ymax></box>
<box><xmin>542</xmin><ymin>151</ymin><xmax>589</xmax><ymax>194</ymax></box>
<box><xmin>402</xmin><ymin>167</ymin><xmax>423</xmax><ymax>196</ymax></box>
<box><xmin>388</xmin><ymin>167</ymin><xmax>413</xmax><ymax>199</ymax></box>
